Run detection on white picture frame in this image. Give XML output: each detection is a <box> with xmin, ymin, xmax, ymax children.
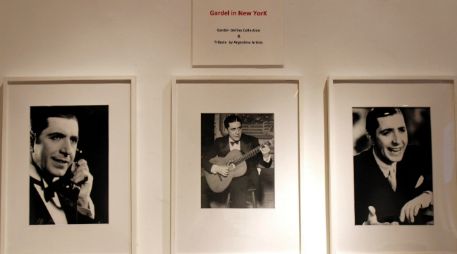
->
<box><xmin>327</xmin><ymin>77</ymin><xmax>457</xmax><ymax>253</ymax></box>
<box><xmin>1</xmin><ymin>77</ymin><xmax>136</xmax><ymax>254</ymax></box>
<box><xmin>171</xmin><ymin>76</ymin><xmax>300</xmax><ymax>253</ymax></box>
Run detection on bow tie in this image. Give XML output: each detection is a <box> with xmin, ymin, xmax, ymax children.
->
<box><xmin>230</xmin><ymin>141</ymin><xmax>240</xmax><ymax>146</ymax></box>
<box><xmin>31</xmin><ymin>174</ymin><xmax>80</xmax><ymax>203</ymax></box>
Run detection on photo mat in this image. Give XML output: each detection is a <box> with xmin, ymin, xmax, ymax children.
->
<box><xmin>172</xmin><ymin>78</ymin><xmax>300</xmax><ymax>254</ymax></box>
<box><xmin>1</xmin><ymin>78</ymin><xmax>133</xmax><ymax>254</ymax></box>
<box><xmin>328</xmin><ymin>78</ymin><xmax>457</xmax><ymax>253</ymax></box>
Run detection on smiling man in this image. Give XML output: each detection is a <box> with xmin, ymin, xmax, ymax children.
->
<box><xmin>354</xmin><ymin>108</ymin><xmax>433</xmax><ymax>225</ymax></box>
<box><xmin>30</xmin><ymin>106</ymin><xmax>95</xmax><ymax>225</ymax></box>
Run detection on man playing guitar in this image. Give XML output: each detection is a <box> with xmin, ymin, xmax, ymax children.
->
<box><xmin>202</xmin><ymin>114</ymin><xmax>272</xmax><ymax>208</ymax></box>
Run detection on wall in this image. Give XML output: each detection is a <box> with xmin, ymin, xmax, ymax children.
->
<box><xmin>1</xmin><ymin>0</ymin><xmax>456</xmax><ymax>253</ymax></box>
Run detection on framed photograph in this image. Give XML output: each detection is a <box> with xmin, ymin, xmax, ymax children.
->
<box><xmin>327</xmin><ymin>77</ymin><xmax>457</xmax><ymax>253</ymax></box>
<box><xmin>1</xmin><ymin>77</ymin><xmax>136</xmax><ymax>254</ymax></box>
<box><xmin>172</xmin><ymin>77</ymin><xmax>300</xmax><ymax>253</ymax></box>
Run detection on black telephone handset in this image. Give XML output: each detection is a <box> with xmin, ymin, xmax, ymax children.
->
<box><xmin>57</xmin><ymin>149</ymin><xmax>87</xmax><ymax>202</ymax></box>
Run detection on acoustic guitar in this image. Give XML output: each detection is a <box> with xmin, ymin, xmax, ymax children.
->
<box><xmin>204</xmin><ymin>141</ymin><xmax>271</xmax><ymax>193</ymax></box>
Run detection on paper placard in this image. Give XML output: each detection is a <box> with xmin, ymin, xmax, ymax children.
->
<box><xmin>192</xmin><ymin>0</ymin><xmax>284</xmax><ymax>66</ymax></box>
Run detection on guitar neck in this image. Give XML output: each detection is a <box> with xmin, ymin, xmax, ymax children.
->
<box><xmin>232</xmin><ymin>141</ymin><xmax>270</xmax><ymax>164</ymax></box>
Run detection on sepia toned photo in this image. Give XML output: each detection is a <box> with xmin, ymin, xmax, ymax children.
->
<box><xmin>353</xmin><ymin>107</ymin><xmax>433</xmax><ymax>225</ymax></box>
<box><xmin>201</xmin><ymin>113</ymin><xmax>275</xmax><ymax>208</ymax></box>
<box><xmin>29</xmin><ymin>105</ymin><xmax>109</xmax><ymax>225</ymax></box>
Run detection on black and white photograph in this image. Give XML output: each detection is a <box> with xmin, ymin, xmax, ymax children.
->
<box><xmin>29</xmin><ymin>105</ymin><xmax>109</xmax><ymax>225</ymax></box>
<box><xmin>2</xmin><ymin>78</ymin><xmax>132</xmax><ymax>253</ymax></box>
<box><xmin>329</xmin><ymin>79</ymin><xmax>456</xmax><ymax>253</ymax></box>
<box><xmin>353</xmin><ymin>107</ymin><xmax>433</xmax><ymax>225</ymax></box>
<box><xmin>201</xmin><ymin>113</ymin><xmax>275</xmax><ymax>208</ymax></box>
<box><xmin>173</xmin><ymin>79</ymin><xmax>299</xmax><ymax>253</ymax></box>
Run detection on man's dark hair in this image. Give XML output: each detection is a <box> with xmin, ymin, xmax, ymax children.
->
<box><xmin>223</xmin><ymin>114</ymin><xmax>243</xmax><ymax>129</ymax></box>
<box><xmin>366</xmin><ymin>107</ymin><xmax>403</xmax><ymax>138</ymax></box>
<box><xmin>30</xmin><ymin>106</ymin><xmax>78</xmax><ymax>144</ymax></box>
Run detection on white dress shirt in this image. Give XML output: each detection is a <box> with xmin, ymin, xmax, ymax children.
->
<box><xmin>29</xmin><ymin>163</ymin><xmax>95</xmax><ymax>224</ymax></box>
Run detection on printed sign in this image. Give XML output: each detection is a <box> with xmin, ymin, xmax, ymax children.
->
<box><xmin>192</xmin><ymin>0</ymin><xmax>284</xmax><ymax>66</ymax></box>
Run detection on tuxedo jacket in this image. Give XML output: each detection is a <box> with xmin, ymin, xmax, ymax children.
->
<box><xmin>353</xmin><ymin>146</ymin><xmax>433</xmax><ymax>225</ymax></box>
<box><xmin>202</xmin><ymin>134</ymin><xmax>272</xmax><ymax>176</ymax></box>
<box><xmin>29</xmin><ymin>178</ymin><xmax>95</xmax><ymax>225</ymax></box>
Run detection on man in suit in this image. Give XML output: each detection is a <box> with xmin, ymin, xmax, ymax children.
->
<box><xmin>30</xmin><ymin>106</ymin><xmax>95</xmax><ymax>224</ymax></box>
<box><xmin>202</xmin><ymin>114</ymin><xmax>272</xmax><ymax>208</ymax></box>
<box><xmin>354</xmin><ymin>108</ymin><xmax>433</xmax><ymax>225</ymax></box>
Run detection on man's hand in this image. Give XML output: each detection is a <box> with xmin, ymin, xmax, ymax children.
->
<box><xmin>363</xmin><ymin>206</ymin><xmax>398</xmax><ymax>225</ymax></box>
<box><xmin>399</xmin><ymin>191</ymin><xmax>433</xmax><ymax>223</ymax></box>
<box><xmin>260</xmin><ymin>143</ymin><xmax>271</xmax><ymax>161</ymax></box>
<box><xmin>211</xmin><ymin>164</ymin><xmax>229</xmax><ymax>177</ymax></box>
<box><xmin>71</xmin><ymin>159</ymin><xmax>93</xmax><ymax>209</ymax></box>
<box><xmin>363</xmin><ymin>206</ymin><xmax>380</xmax><ymax>225</ymax></box>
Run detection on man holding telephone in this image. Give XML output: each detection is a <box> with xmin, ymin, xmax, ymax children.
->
<box><xmin>30</xmin><ymin>106</ymin><xmax>96</xmax><ymax>224</ymax></box>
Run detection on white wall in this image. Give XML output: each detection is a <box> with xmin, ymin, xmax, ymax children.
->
<box><xmin>1</xmin><ymin>0</ymin><xmax>456</xmax><ymax>253</ymax></box>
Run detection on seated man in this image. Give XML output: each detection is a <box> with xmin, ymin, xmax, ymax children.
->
<box><xmin>30</xmin><ymin>106</ymin><xmax>95</xmax><ymax>224</ymax></box>
<box><xmin>202</xmin><ymin>114</ymin><xmax>272</xmax><ymax>208</ymax></box>
<box><xmin>354</xmin><ymin>108</ymin><xmax>433</xmax><ymax>225</ymax></box>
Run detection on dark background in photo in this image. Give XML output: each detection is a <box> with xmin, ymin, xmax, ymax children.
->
<box><xmin>353</xmin><ymin>107</ymin><xmax>432</xmax><ymax>156</ymax></box>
